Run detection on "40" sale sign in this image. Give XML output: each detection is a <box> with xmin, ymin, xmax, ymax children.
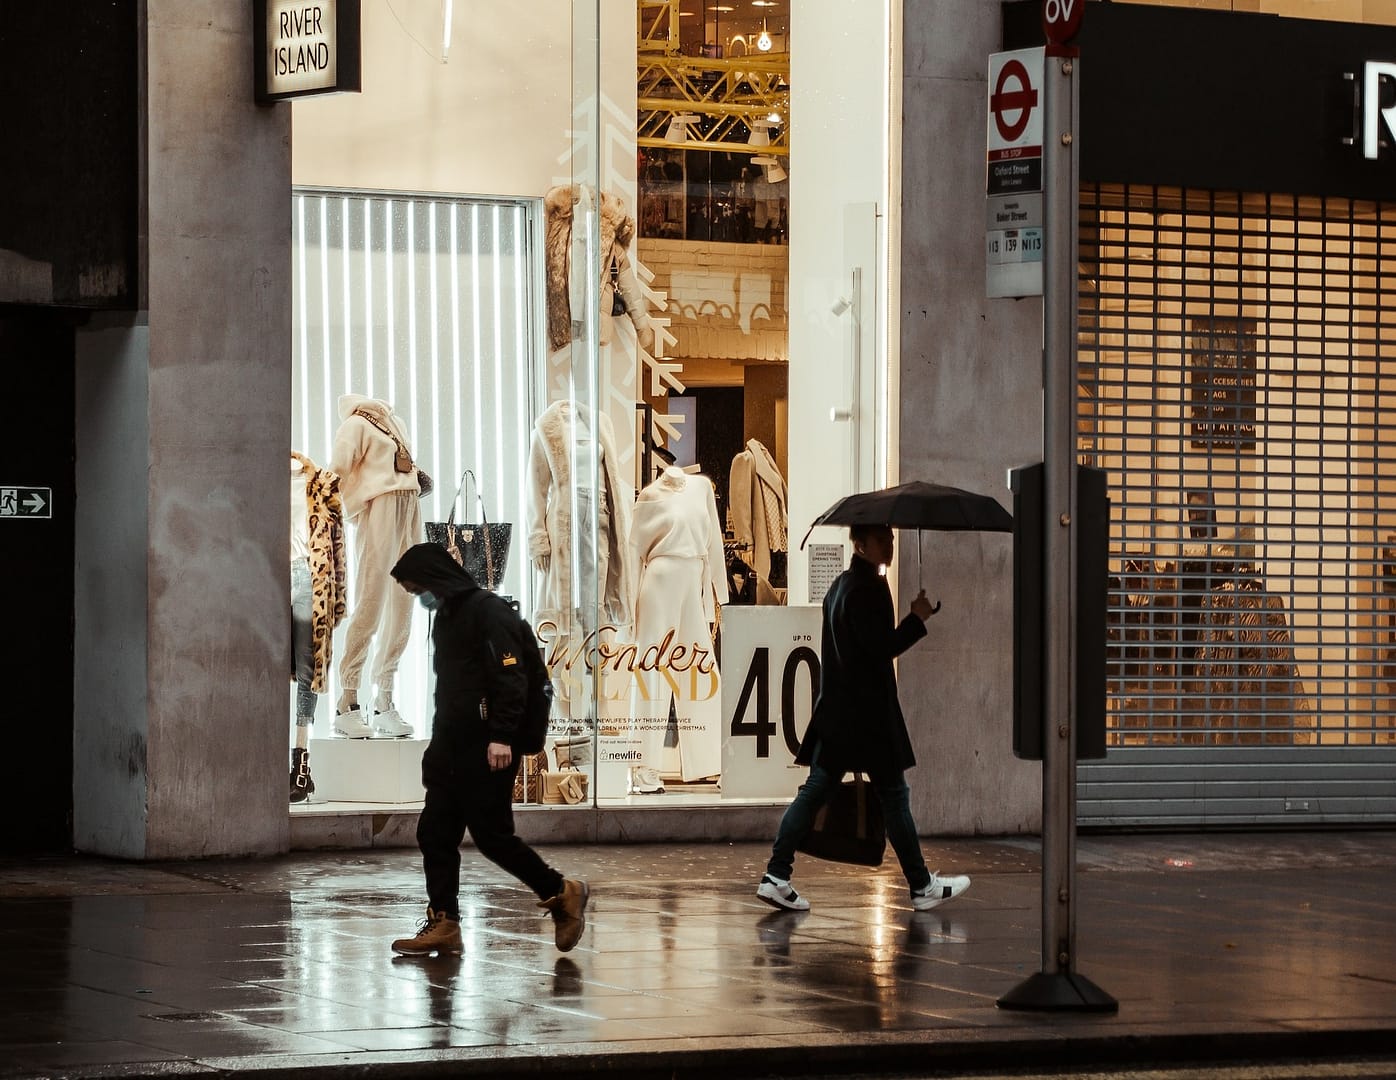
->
<box><xmin>720</xmin><ymin>606</ymin><xmax>822</xmax><ymax>799</ymax></box>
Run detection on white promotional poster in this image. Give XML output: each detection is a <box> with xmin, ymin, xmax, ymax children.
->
<box><xmin>720</xmin><ymin>606</ymin><xmax>823</xmax><ymax>799</ymax></box>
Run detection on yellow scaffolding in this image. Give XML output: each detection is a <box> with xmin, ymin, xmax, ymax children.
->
<box><xmin>637</xmin><ymin>0</ymin><xmax>789</xmax><ymax>158</ymax></box>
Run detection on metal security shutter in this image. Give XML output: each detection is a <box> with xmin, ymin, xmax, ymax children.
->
<box><xmin>1077</xmin><ymin>184</ymin><xmax>1396</xmax><ymax>826</ymax></box>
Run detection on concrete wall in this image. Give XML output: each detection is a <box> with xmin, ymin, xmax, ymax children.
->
<box><xmin>74</xmin><ymin>318</ymin><xmax>151</xmax><ymax>856</ymax></box>
<box><xmin>897</xmin><ymin>0</ymin><xmax>1042</xmax><ymax>834</ymax></box>
<box><xmin>73</xmin><ymin>1</ymin><xmax>293</xmax><ymax>858</ymax></box>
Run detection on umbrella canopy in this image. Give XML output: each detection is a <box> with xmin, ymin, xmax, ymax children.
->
<box><xmin>798</xmin><ymin>480</ymin><xmax>1013</xmax><ymax>550</ymax></box>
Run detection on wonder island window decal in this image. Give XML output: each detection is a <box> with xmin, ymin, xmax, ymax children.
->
<box><xmin>1188</xmin><ymin>316</ymin><xmax>1257</xmax><ymax>451</ymax></box>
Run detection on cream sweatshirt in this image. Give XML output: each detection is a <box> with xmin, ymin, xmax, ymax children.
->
<box><xmin>329</xmin><ymin>394</ymin><xmax>421</xmax><ymax>521</ymax></box>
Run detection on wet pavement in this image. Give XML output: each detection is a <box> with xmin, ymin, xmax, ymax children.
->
<box><xmin>1</xmin><ymin>831</ymin><xmax>1394</xmax><ymax>1079</ymax></box>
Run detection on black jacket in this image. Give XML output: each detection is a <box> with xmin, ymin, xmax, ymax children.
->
<box><xmin>796</xmin><ymin>554</ymin><xmax>927</xmax><ymax>775</ymax></box>
<box><xmin>391</xmin><ymin>543</ymin><xmax>529</xmax><ymax>768</ymax></box>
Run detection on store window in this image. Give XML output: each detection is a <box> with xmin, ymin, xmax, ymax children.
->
<box><xmin>1082</xmin><ymin>183</ymin><xmax>1396</xmax><ymax>748</ymax></box>
<box><xmin>287</xmin><ymin>0</ymin><xmax>815</xmax><ymax>815</ymax></box>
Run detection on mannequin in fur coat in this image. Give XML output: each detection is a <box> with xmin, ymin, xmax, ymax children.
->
<box><xmin>544</xmin><ymin>185</ymin><xmax>655</xmax><ymax>355</ymax></box>
<box><xmin>527</xmin><ymin>400</ymin><xmax>637</xmax><ymax>652</ymax></box>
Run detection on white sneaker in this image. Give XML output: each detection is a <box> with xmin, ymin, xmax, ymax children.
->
<box><xmin>370</xmin><ymin>708</ymin><xmax>413</xmax><ymax>739</ymax></box>
<box><xmin>757</xmin><ymin>875</ymin><xmax>810</xmax><ymax>912</ymax></box>
<box><xmin>333</xmin><ymin>709</ymin><xmax>373</xmax><ymax>739</ymax></box>
<box><xmin>912</xmin><ymin>872</ymin><xmax>971</xmax><ymax>911</ymax></box>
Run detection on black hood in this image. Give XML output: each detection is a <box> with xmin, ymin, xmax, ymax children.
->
<box><xmin>391</xmin><ymin>543</ymin><xmax>479</xmax><ymax>599</ymax></box>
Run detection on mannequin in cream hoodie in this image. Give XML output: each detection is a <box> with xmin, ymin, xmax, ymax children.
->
<box><xmin>329</xmin><ymin>394</ymin><xmax>424</xmax><ymax>739</ymax></box>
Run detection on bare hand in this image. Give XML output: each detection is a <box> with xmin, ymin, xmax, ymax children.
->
<box><xmin>533</xmin><ymin>554</ymin><xmax>550</xmax><ymax>574</ymax></box>
<box><xmin>486</xmin><ymin>742</ymin><xmax>513</xmax><ymax>771</ymax></box>
<box><xmin>910</xmin><ymin>589</ymin><xmax>940</xmax><ymax>621</ymax></box>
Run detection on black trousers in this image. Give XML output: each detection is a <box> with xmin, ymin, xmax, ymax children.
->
<box><xmin>418</xmin><ymin>749</ymin><xmax>564</xmax><ymax>918</ymax></box>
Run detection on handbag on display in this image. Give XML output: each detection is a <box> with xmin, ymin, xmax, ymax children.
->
<box><xmin>541</xmin><ymin>767</ymin><xmax>589</xmax><ymax>805</ymax></box>
<box><xmin>512</xmin><ymin>750</ymin><xmax>548</xmax><ymax>804</ymax></box>
<box><xmin>609</xmin><ymin>258</ymin><xmax>627</xmax><ymax>315</ymax></box>
<box><xmin>424</xmin><ymin>469</ymin><xmax>513</xmax><ymax>591</ymax></box>
<box><xmin>552</xmin><ymin>735</ymin><xmax>593</xmax><ymax>770</ymax></box>
<box><xmin>795</xmin><ymin>774</ymin><xmax>886</xmax><ymax>867</ymax></box>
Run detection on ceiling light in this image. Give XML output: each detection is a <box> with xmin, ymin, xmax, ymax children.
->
<box><xmin>766</xmin><ymin>110</ymin><xmax>782</xmax><ymax>124</ymax></box>
<box><xmin>757</xmin><ymin>20</ymin><xmax>772</xmax><ymax>52</ymax></box>
<box><xmin>665</xmin><ymin>113</ymin><xmax>699</xmax><ymax>143</ymax></box>
<box><xmin>751</xmin><ymin>153</ymin><xmax>786</xmax><ymax>183</ymax></box>
<box><xmin>747</xmin><ymin>119</ymin><xmax>771</xmax><ymax>147</ymax></box>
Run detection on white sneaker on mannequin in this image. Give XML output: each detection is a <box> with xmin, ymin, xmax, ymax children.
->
<box><xmin>370</xmin><ymin>708</ymin><xmax>413</xmax><ymax>739</ymax></box>
<box><xmin>334</xmin><ymin>708</ymin><xmax>373</xmax><ymax>739</ymax></box>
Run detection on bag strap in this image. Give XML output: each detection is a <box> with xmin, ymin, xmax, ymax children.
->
<box><xmin>446</xmin><ymin>469</ymin><xmax>495</xmax><ymax>586</ymax></box>
<box><xmin>853</xmin><ymin>773</ymin><xmax>867</xmax><ymax>830</ymax></box>
<box><xmin>353</xmin><ymin>409</ymin><xmax>412</xmax><ymax>463</ymax></box>
<box><xmin>446</xmin><ymin>469</ymin><xmax>490</xmax><ymax>528</ymax></box>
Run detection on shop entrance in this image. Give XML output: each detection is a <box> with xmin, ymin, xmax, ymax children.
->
<box><xmin>1077</xmin><ymin>183</ymin><xmax>1396</xmax><ymax>826</ymax></box>
<box><xmin>0</xmin><ymin>310</ymin><xmax>77</xmax><ymax>852</ymax></box>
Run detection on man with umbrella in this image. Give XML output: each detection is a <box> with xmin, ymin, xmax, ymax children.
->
<box><xmin>757</xmin><ymin>522</ymin><xmax>972</xmax><ymax>913</ymax></box>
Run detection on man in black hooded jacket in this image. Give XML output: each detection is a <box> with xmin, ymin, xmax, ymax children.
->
<box><xmin>388</xmin><ymin>542</ymin><xmax>588</xmax><ymax>955</ymax></box>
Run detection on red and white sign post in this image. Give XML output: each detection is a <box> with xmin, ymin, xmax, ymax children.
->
<box><xmin>985</xmin><ymin>48</ymin><xmax>1045</xmax><ymax>298</ymax></box>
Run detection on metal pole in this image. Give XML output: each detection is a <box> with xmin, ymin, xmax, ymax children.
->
<box><xmin>998</xmin><ymin>47</ymin><xmax>1115</xmax><ymax>1013</ymax></box>
<box><xmin>1041</xmin><ymin>44</ymin><xmax>1078</xmax><ymax>987</ymax></box>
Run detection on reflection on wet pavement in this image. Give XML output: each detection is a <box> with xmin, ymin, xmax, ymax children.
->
<box><xmin>0</xmin><ymin>834</ymin><xmax>1394</xmax><ymax>1077</ymax></box>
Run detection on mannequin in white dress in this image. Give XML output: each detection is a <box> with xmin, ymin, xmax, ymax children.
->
<box><xmin>629</xmin><ymin>466</ymin><xmax>729</xmax><ymax>782</ymax></box>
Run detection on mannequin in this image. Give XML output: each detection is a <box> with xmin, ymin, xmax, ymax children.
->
<box><xmin>728</xmin><ymin>438</ymin><xmax>789</xmax><ymax>603</ymax></box>
<box><xmin>527</xmin><ymin>400</ymin><xmax>636</xmax><ymax>711</ymax></box>
<box><xmin>630</xmin><ymin>466</ymin><xmax>729</xmax><ymax>783</ymax></box>
<box><xmin>329</xmin><ymin>394</ymin><xmax>424</xmax><ymax>739</ymax></box>
<box><xmin>544</xmin><ymin>184</ymin><xmax>655</xmax><ymax>356</ymax></box>
<box><xmin>289</xmin><ymin>452</ymin><xmax>346</xmax><ymax>801</ymax></box>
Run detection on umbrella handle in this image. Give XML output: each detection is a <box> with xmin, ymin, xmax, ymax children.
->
<box><xmin>930</xmin><ymin>600</ymin><xmax>942</xmax><ymax>615</ymax></box>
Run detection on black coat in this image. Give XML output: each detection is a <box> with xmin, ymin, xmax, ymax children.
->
<box><xmin>795</xmin><ymin>554</ymin><xmax>927</xmax><ymax>775</ymax></box>
<box><xmin>391</xmin><ymin>543</ymin><xmax>529</xmax><ymax>776</ymax></box>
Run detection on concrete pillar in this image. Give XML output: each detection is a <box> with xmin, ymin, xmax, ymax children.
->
<box><xmin>897</xmin><ymin>0</ymin><xmax>1043</xmax><ymax>834</ymax></box>
<box><xmin>73</xmin><ymin>1</ymin><xmax>292</xmax><ymax>858</ymax></box>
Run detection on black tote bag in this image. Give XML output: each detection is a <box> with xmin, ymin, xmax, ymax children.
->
<box><xmin>795</xmin><ymin>774</ymin><xmax>886</xmax><ymax>867</ymax></box>
<box><xmin>424</xmin><ymin>469</ymin><xmax>512</xmax><ymax>591</ymax></box>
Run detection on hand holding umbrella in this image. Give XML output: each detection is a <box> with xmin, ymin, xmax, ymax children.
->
<box><xmin>910</xmin><ymin>587</ymin><xmax>941</xmax><ymax>619</ymax></box>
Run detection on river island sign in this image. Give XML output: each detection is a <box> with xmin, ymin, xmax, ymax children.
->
<box><xmin>254</xmin><ymin>0</ymin><xmax>361</xmax><ymax>104</ymax></box>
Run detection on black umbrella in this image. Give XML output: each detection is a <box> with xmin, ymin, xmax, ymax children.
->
<box><xmin>798</xmin><ymin>480</ymin><xmax>1013</xmax><ymax>596</ymax></box>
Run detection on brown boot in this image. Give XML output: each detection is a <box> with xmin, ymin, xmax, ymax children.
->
<box><xmin>538</xmin><ymin>879</ymin><xmax>589</xmax><ymax>952</ymax></box>
<box><xmin>391</xmin><ymin>907</ymin><xmax>463</xmax><ymax>956</ymax></box>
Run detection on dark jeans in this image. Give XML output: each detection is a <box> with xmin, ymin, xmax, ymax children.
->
<box><xmin>766</xmin><ymin>757</ymin><xmax>931</xmax><ymax>892</ymax></box>
<box><xmin>418</xmin><ymin>750</ymin><xmax>564</xmax><ymax>918</ymax></box>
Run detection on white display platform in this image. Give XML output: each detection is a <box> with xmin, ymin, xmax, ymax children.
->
<box><xmin>308</xmin><ymin>737</ymin><xmax>428</xmax><ymax>803</ymax></box>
